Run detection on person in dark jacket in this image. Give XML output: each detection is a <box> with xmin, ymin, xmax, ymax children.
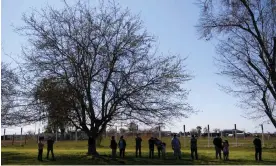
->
<box><xmin>148</xmin><ymin>137</ymin><xmax>155</xmax><ymax>158</ymax></box>
<box><xmin>46</xmin><ymin>136</ymin><xmax>55</xmax><ymax>160</ymax></box>
<box><xmin>253</xmin><ymin>135</ymin><xmax>262</xmax><ymax>161</ymax></box>
<box><xmin>213</xmin><ymin>134</ymin><xmax>222</xmax><ymax>159</ymax></box>
<box><xmin>118</xmin><ymin>136</ymin><xmax>126</xmax><ymax>158</ymax></box>
<box><xmin>155</xmin><ymin>138</ymin><xmax>163</xmax><ymax>158</ymax></box>
<box><xmin>135</xmin><ymin>134</ymin><xmax>142</xmax><ymax>157</ymax></box>
<box><xmin>190</xmin><ymin>135</ymin><xmax>198</xmax><ymax>160</ymax></box>
<box><xmin>110</xmin><ymin>136</ymin><xmax>117</xmax><ymax>158</ymax></box>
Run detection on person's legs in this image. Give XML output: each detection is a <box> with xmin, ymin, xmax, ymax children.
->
<box><xmin>259</xmin><ymin>148</ymin><xmax>262</xmax><ymax>161</ymax></box>
<box><xmin>195</xmin><ymin>148</ymin><xmax>198</xmax><ymax>160</ymax></box>
<box><xmin>46</xmin><ymin>149</ymin><xmax>50</xmax><ymax>159</ymax></box>
<box><xmin>191</xmin><ymin>149</ymin><xmax>194</xmax><ymax>160</ymax></box>
<box><xmin>120</xmin><ymin>149</ymin><xmax>122</xmax><ymax>157</ymax></box>
<box><xmin>218</xmin><ymin>148</ymin><xmax>222</xmax><ymax>159</ymax></box>
<box><xmin>38</xmin><ymin>150</ymin><xmax>40</xmax><ymax>160</ymax></box>
<box><xmin>178</xmin><ymin>149</ymin><xmax>181</xmax><ymax>159</ymax></box>
<box><xmin>136</xmin><ymin>146</ymin><xmax>138</xmax><ymax>157</ymax></box>
<box><xmin>255</xmin><ymin>148</ymin><xmax>258</xmax><ymax>161</ymax></box>
<box><xmin>123</xmin><ymin>148</ymin><xmax>126</xmax><ymax>158</ymax></box>
<box><xmin>138</xmin><ymin>146</ymin><xmax>141</xmax><ymax>157</ymax></box>
<box><xmin>38</xmin><ymin>149</ymin><xmax>43</xmax><ymax>161</ymax></box>
<box><xmin>51</xmin><ymin>149</ymin><xmax>55</xmax><ymax>160</ymax></box>
<box><xmin>158</xmin><ymin>148</ymin><xmax>161</xmax><ymax>158</ymax></box>
<box><xmin>112</xmin><ymin>149</ymin><xmax>116</xmax><ymax>158</ymax></box>
<box><xmin>215</xmin><ymin>147</ymin><xmax>218</xmax><ymax>159</ymax></box>
<box><xmin>152</xmin><ymin>149</ymin><xmax>154</xmax><ymax>159</ymax></box>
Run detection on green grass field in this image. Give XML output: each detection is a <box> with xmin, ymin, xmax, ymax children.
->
<box><xmin>2</xmin><ymin>136</ymin><xmax>276</xmax><ymax>165</ymax></box>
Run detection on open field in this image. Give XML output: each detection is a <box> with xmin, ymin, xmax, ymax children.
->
<box><xmin>2</xmin><ymin>136</ymin><xmax>276</xmax><ymax>165</ymax></box>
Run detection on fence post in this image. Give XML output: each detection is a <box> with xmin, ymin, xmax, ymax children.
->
<box><xmin>25</xmin><ymin>134</ymin><xmax>27</xmax><ymax>145</ymax></box>
<box><xmin>183</xmin><ymin>125</ymin><xmax>185</xmax><ymax>148</ymax></box>
<box><xmin>75</xmin><ymin>128</ymin><xmax>78</xmax><ymax>141</ymax></box>
<box><xmin>12</xmin><ymin>134</ymin><xmax>15</xmax><ymax>145</ymax></box>
<box><xmin>235</xmin><ymin>124</ymin><xmax>237</xmax><ymax>147</ymax></box>
<box><xmin>261</xmin><ymin>124</ymin><xmax>264</xmax><ymax>147</ymax></box>
<box><xmin>208</xmin><ymin>124</ymin><xmax>210</xmax><ymax>148</ymax></box>
<box><xmin>20</xmin><ymin>128</ymin><xmax>23</xmax><ymax>146</ymax></box>
<box><xmin>4</xmin><ymin>129</ymin><xmax>6</xmax><ymax>141</ymax></box>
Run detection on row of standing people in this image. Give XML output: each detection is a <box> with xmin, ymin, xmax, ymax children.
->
<box><xmin>109</xmin><ymin>134</ymin><xmax>186</xmax><ymax>159</ymax></box>
<box><xmin>110</xmin><ymin>134</ymin><xmax>263</xmax><ymax>161</ymax></box>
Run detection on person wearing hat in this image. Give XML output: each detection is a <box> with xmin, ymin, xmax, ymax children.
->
<box><xmin>253</xmin><ymin>135</ymin><xmax>262</xmax><ymax>161</ymax></box>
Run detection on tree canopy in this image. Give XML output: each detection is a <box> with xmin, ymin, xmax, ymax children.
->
<box><xmin>197</xmin><ymin>0</ymin><xmax>276</xmax><ymax>128</ymax></box>
<box><xmin>19</xmin><ymin>1</ymin><xmax>194</xmax><ymax>154</ymax></box>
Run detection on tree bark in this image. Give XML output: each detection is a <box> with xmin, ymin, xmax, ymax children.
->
<box><xmin>87</xmin><ymin>137</ymin><xmax>99</xmax><ymax>156</ymax></box>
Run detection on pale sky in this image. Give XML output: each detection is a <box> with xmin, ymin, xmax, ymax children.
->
<box><xmin>1</xmin><ymin>0</ymin><xmax>276</xmax><ymax>135</ymax></box>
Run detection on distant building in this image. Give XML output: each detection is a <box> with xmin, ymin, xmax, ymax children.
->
<box><xmin>222</xmin><ymin>129</ymin><xmax>244</xmax><ymax>137</ymax></box>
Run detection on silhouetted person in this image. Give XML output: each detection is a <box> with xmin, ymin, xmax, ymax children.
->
<box><xmin>110</xmin><ymin>136</ymin><xmax>117</xmax><ymax>159</ymax></box>
<box><xmin>46</xmin><ymin>136</ymin><xmax>55</xmax><ymax>160</ymax></box>
<box><xmin>155</xmin><ymin>138</ymin><xmax>162</xmax><ymax>158</ymax></box>
<box><xmin>37</xmin><ymin>137</ymin><xmax>44</xmax><ymax>161</ymax></box>
<box><xmin>223</xmin><ymin>140</ymin><xmax>229</xmax><ymax>160</ymax></box>
<box><xmin>253</xmin><ymin>135</ymin><xmax>262</xmax><ymax>161</ymax></box>
<box><xmin>148</xmin><ymin>137</ymin><xmax>155</xmax><ymax>158</ymax></box>
<box><xmin>171</xmin><ymin>134</ymin><xmax>181</xmax><ymax>159</ymax></box>
<box><xmin>135</xmin><ymin>134</ymin><xmax>142</xmax><ymax>157</ymax></box>
<box><xmin>118</xmin><ymin>136</ymin><xmax>126</xmax><ymax>158</ymax></box>
<box><xmin>161</xmin><ymin>142</ymin><xmax>166</xmax><ymax>159</ymax></box>
<box><xmin>213</xmin><ymin>134</ymin><xmax>222</xmax><ymax>159</ymax></box>
<box><xmin>190</xmin><ymin>135</ymin><xmax>198</xmax><ymax>160</ymax></box>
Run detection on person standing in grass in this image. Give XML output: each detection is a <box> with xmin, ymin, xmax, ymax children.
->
<box><xmin>155</xmin><ymin>138</ymin><xmax>163</xmax><ymax>158</ymax></box>
<box><xmin>253</xmin><ymin>135</ymin><xmax>262</xmax><ymax>161</ymax></box>
<box><xmin>148</xmin><ymin>137</ymin><xmax>155</xmax><ymax>158</ymax></box>
<box><xmin>213</xmin><ymin>134</ymin><xmax>222</xmax><ymax>159</ymax></box>
<box><xmin>135</xmin><ymin>134</ymin><xmax>142</xmax><ymax>158</ymax></box>
<box><xmin>46</xmin><ymin>136</ymin><xmax>55</xmax><ymax>160</ymax></box>
<box><xmin>171</xmin><ymin>134</ymin><xmax>181</xmax><ymax>159</ymax></box>
<box><xmin>37</xmin><ymin>137</ymin><xmax>44</xmax><ymax>161</ymax></box>
<box><xmin>118</xmin><ymin>136</ymin><xmax>126</xmax><ymax>158</ymax></box>
<box><xmin>222</xmin><ymin>140</ymin><xmax>229</xmax><ymax>160</ymax></box>
<box><xmin>190</xmin><ymin>135</ymin><xmax>198</xmax><ymax>160</ymax></box>
<box><xmin>161</xmin><ymin>142</ymin><xmax>166</xmax><ymax>159</ymax></box>
<box><xmin>110</xmin><ymin>136</ymin><xmax>117</xmax><ymax>159</ymax></box>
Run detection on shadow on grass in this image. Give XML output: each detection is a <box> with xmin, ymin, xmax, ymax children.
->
<box><xmin>2</xmin><ymin>151</ymin><xmax>276</xmax><ymax>165</ymax></box>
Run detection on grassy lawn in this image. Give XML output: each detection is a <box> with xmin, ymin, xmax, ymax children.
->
<box><xmin>2</xmin><ymin>136</ymin><xmax>276</xmax><ymax>165</ymax></box>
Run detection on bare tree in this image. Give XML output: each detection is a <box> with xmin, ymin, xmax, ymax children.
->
<box><xmin>19</xmin><ymin>1</ymin><xmax>193</xmax><ymax>155</ymax></box>
<box><xmin>203</xmin><ymin>126</ymin><xmax>208</xmax><ymax>133</ymax></box>
<box><xmin>213</xmin><ymin>128</ymin><xmax>220</xmax><ymax>133</ymax></box>
<box><xmin>196</xmin><ymin>126</ymin><xmax>202</xmax><ymax>136</ymax></box>
<box><xmin>190</xmin><ymin>128</ymin><xmax>198</xmax><ymax>135</ymax></box>
<box><xmin>196</xmin><ymin>0</ymin><xmax>276</xmax><ymax>128</ymax></box>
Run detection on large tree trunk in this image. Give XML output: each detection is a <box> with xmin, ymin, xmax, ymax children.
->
<box><xmin>87</xmin><ymin>136</ymin><xmax>99</xmax><ymax>156</ymax></box>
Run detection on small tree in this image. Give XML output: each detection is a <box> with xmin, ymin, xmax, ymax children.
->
<box><xmin>203</xmin><ymin>126</ymin><xmax>208</xmax><ymax>134</ymax></box>
<box><xmin>190</xmin><ymin>128</ymin><xmax>198</xmax><ymax>135</ymax></box>
<box><xmin>213</xmin><ymin>128</ymin><xmax>220</xmax><ymax>133</ymax></box>
<box><xmin>196</xmin><ymin>126</ymin><xmax>202</xmax><ymax>136</ymax></box>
